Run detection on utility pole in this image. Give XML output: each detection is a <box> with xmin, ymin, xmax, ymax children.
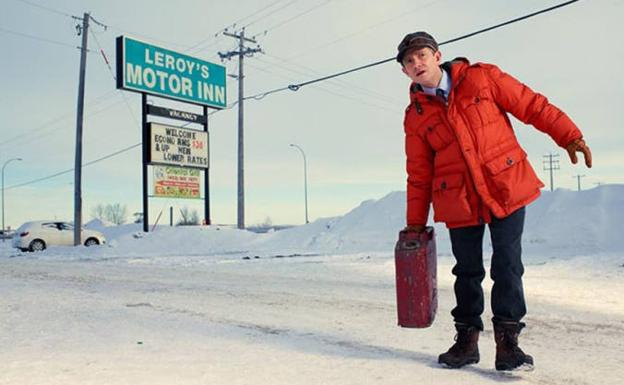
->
<box><xmin>573</xmin><ymin>174</ymin><xmax>586</xmax><ymax>191</ymax></box>
<box><xmin>73</xmin><ymin>12</ymin><xmax>90</xmax><ymax>246</ymax></box>
<box><xmin>219</xmin><ymin>28</ymin><xmax>262</xmax><ymax>229</ymax></box>
<box><xmin>542</xmin><ymin>153</ymin><xmax>560</xmax><ymax>191</ymax></box>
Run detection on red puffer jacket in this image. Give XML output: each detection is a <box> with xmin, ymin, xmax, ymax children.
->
<box><xmin>404</xmin><ymin>58</ymin><xmax>582</xmax><ymax>228</ymax></box>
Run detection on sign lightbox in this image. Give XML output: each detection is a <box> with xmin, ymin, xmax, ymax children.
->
<box><xmin>153</xmin><ymin>166</ymin><xmax>201</xmax><ymax>199</ymax></box>
<box><xmin>149</xmin><ymin>123</ymin><xmax>208</xmax><ymax>168</ymax></box>
<box><xmin>116</xmin><ymin>36</ymin><xmax>226</xmax><ymax>108</ymax></box>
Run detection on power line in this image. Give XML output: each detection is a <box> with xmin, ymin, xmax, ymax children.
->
<box><xmin>3</xmin><ymin>13</ymin><xmax>141</xmax><ymax>192</ymax></box>
<box><xmin>2</xmin><ymin>95</ymin><xmax>133</xmax><ymax>151</ymax></box>
<box><xmin>0</xmin><ymin>26</ymin><xmax>89</xmax><ymax>52</ymax></box>
<box><xmin>3</xmin><ymin>90</ymin><xmax>142</xmax><ymax>189</ymax></box>
<box><xmin>214</xmin><ymin>0</ymin><xmax>289</xmax><ymax>37</ymax></box>
<box><xmin>1</xmin><ymin>13</ymin><xmax>138</xmax><ymax>151</ymax></box>
<box><xmin>5</xmin><ymin>143</ymin><xmax>142</xmax><ymax>191</ymax></box>
<box><xmin>6</xmin><ymin>0</ymin><xmax>581</xmax><ymax>190</ymax></box>
<box><xmin>0</xmin><ymin>112</ymin><xmax>76</xmax><ymax>148</ymax></box>
<box><xmin>242</xmin><ymin>0</ymin><xmax>300</xmax><ymax>29</ymax></box>
<box><xmin>245</xmin><ymin>60</ymin><xmax>401</xmax><ymax>114</ymax></box>
<box><xmin>0</xmin><ymin>90</ymin><xmax>119</xmax><ymax>148</ymax></box>
<box><xmin>12</xmin><ymin>0</ymin><xmax>74</xmax><ymax>18</ymax></box>
<box><xmin>256</xmin><ymin>54</ymin><xmax>404</xmax><ymax>105</ymax></box>
<box><xmin>252</xmin><ymin>0</ymin><xmax>335</xmax><ymax>38</ymax></box>
<box><xmin>246</xmin><ymin>0</ymin><xmax>581</xmax><ymax>100</ymax></box>
<box><xmin>438</xmin><ymin>0</ymin><xmax>580</xmax><ymax>46</ymax></box>
<box><xmin>80</xmin><ymin>14</ymin><xmax>107</xmax><ymax>30</ymax></box>
<box><xmin>188</xmin><ymin>0</ymin><xmax>292</xmax><ymax>56</ymax></box>
<box><xmin>72</xmin><ymin>14</ymin><xmax>139</xmax><ymax>236</ymax></box>
<box><xmin>12</xmin><ymin>0</ymin><xmax>292</xmax><ymax>60</ymax></box>
<box><xmin>184</xmin><ymin>36</ymin><xmax>225</xmax><ymax>56</ymax></box>
<box><xmin>5</xmin><ymin>168</ymin><xmax>74</xmax><ymax>191</ymax></box>
<box><xmin>1</xmin><ymin>11</ymin><xmax>114</xmax><ymax>149</ymax></box>
<box><xmin>90</xmin><ymin>29</ymin><xmax>115</xmax><ymax>78</ymax></box>
<box><xmin>89</xmin><ymin>28</ymin><xmax>141</xmax><ymax>129</ymax></box>
<box><xmin>106</xmin><ymin>24</ymin><xmax>191</xmax><ymax>50</ymax></box>
<box><xmin>2</xmin><ymin>38</ymin><xmax>227</xmax><ymax>151</ymax></box>
<box><xmin>282</xmin><ymin>0</ymin><xmax>447</xmax><ymax>61</ymax></box>
<box><xmin>1</xmin><ymin>21</ymin><xmax>128</xmax><ymax>151</ymax></box>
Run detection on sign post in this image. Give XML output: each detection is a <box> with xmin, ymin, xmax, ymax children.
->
<box><xmin>203</xmin><ymin>105</ymin><xmax>210</xmax><ymax>225</ymax></box>
<box><xmin>117</xmin><ymin>36</ymin><xmax>224</xmax><ymax>231</ymax></box>
<box><xmin>142</xmin><ymin>93</ymin><xmax>149</xmax><ymax>232</ymax></box>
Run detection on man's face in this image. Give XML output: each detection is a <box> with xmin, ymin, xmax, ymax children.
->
<box><xmin>401</xmin><ymin>47</ymin><xmax>442</xmax><ymax>88</ymax></box>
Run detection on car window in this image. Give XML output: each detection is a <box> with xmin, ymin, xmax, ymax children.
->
<box><xmin>16</xmin><ymin>222</ymin><xmax>31</xmax><ymax>232</ymax></box>
<box><xmin>59</xmin><ymin>223</ymin><xmax>74</xmax><ymax>231</ymax></box>
<box><xmin>42</xmin><ymin>223</ymin><xmax>58</xmax><ymax>230</ymax></box>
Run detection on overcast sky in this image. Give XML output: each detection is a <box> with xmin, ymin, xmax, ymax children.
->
<box><xmin>1</xmin><ymin>0</ymin><xmax>622</xmax><ymax>228</ymax></box>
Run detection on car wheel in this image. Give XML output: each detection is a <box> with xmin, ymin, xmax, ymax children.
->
<box><xmin>84</xmin><ymin>238</ymin><xmax>99</xmax><ymax>247</ymax></box>
<box><xmin>29</xmin><ymin>239</ymin><xmax>46</xmax><ymax>252</ymax></box>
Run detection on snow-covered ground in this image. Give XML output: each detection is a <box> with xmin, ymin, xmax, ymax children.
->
<box><xmin>1</xmin><ymin>186</ymin><xmax>624</xmax><ymax>385</ymax></box>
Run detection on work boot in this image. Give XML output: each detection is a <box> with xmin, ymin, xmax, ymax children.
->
<box><xmin>494</xmin><ymin>321</ymin><xmax>534</xmax><ymax>371</ymax></box>
<box><xmin>438</xmin><ymin>323</ymin><xmax>480</xmax><ymax>368</ymax></box>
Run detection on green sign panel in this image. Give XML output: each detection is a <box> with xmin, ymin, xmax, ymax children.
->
<box><xmin>116</xmin><ymin>36</ymin><xmax>226</xmax><ymax>108</ymax></box>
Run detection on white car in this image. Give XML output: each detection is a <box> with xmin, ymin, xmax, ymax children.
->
<box><xmin>12</xmin><ymin>220</ymin><xmax>106</xmax><ymax>252</ymax></box>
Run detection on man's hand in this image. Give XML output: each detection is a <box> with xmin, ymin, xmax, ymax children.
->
<box><xmin>404</xmin><ymin>225</ymin><xmax>426</xmax><ymax>233</ymax></box>
<box><xmin>566</xmin><ymin>138</ymin><xmax>592</xmax><ymax>168</ymax></box>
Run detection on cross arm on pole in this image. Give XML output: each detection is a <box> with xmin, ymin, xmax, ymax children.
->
<box><xmin>223</xmin><ymin>31</ymin><xmax>257</xmax><ymax>44</ymax></box>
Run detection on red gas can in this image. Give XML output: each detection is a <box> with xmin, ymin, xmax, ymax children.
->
<box><xmin>394</xmin><ymin>227</ymin><xmax>437</xmax><ymax>328</ymax></box>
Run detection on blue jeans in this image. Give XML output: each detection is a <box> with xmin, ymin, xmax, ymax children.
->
<box><xmin>448</xmin><ymin>207</ymin><xmax>526</xmax><ymax>331</ymax></box>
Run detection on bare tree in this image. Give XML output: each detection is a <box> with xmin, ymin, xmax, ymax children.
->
<box><xmin>248</xmin><ymin>216</ymin><xmax>276</xmax><ymax>233</ymax></box>
<box><xmin>91</xmin><ymin>204</ymin><xmax>106</xmax><ymax>221</ymax></box>
<box><xmin>105</xmin><ymin>203</ymin><xmax>128</xmax><ymax>225</ymax></box>
<box><xmin>260</xmin><ymin>216</ymin><xmax>273</xmax><ymax>228</ymax></box>
<box><xmin>177</xmin><ymin>207</ymin><xmax>199</xmax><ymax>226</ymax></box>
<box><xmin>91</xmin><ymin>203</ymin><xmax>128</xmax><ymax>225</ymax></box>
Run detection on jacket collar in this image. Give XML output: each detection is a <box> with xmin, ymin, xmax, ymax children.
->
<box><xmin>409</xmin><ymin>57</ymin><xmax>470</xmax><ymax>101</ymax></box>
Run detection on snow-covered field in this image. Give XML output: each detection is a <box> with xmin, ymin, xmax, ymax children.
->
<box><xmin>2</xmin><ymin>186</ymin><xmax>624</xmax><ymax>385</ymax></box>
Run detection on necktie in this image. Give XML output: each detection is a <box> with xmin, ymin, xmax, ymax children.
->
<box><xmin>436</xmin><ymin>88</ymin><xmax>446</xmax><ymax>102</ymax></box>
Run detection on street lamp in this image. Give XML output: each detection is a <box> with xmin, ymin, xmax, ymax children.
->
<box><xmin>2</xmin><ymin>158</ymin><xmax>22</xmax><ymax>242</ymax></box>
<box><xmin>289</xmin><ymin>144</ymin><xmax>309</xmax><ymax>224</ymax></box>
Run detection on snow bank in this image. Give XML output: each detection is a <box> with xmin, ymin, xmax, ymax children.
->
<box><xmin>3</xmin><ymin>185</ymin><xmax>623</xmax><ymax>263</ymax></box>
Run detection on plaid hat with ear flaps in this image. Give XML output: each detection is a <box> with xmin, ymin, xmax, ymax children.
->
<box><xmin>396</xmin><ymin>31</ymin><xmax>438</xmax><ymax>63</ymax></box>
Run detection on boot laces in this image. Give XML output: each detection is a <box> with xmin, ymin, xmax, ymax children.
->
<box><xmin>449</xmin><ymin>328</ymin><xmax>474</xmax><ymax>353</ymax></box>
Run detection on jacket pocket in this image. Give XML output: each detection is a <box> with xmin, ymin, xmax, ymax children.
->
<box><xmin>460</xmin><ymin>92</ymin><xmax>498</xmax><ymax>127</ymax></box>
<box><xmin>423</xmin><ymin>115</ymin><xmax>455</xmax><ymax>152</ymax></box>
<box><xmin>431</xmin><ymin>173</ymin><xmax>473</xmax><ymax>223</ymax></box>
<box><xmin>484</xmin><ymin>147</ymin><xmax>539</xmax><ymax>207</ymax></box>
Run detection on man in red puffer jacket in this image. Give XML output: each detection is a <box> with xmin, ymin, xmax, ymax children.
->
<box><xmin>397</xmin><ymin>31</ymin><xmax>592</xmax><ymax>371</ymax></box>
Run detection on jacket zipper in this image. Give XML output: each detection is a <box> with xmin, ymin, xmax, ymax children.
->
<box><xmin>446</xmin><ymin>63</ymin><xmax>485</xmax><ymax>225</ymax></box>
<box><xmin>443</xmin><ymin>99</ymin><xmax>484</xmax><ymax>225</ymax></box>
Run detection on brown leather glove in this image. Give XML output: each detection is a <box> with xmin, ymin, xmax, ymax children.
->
<box><xmin>404</xmin><ymin>225</ymin><xmax>426</xmax><ymax>233</ymax></box>
<box><xmin>566</xmin><ymin>138</ymin><xmax>592</xmax><ymax>168</ymax></box>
